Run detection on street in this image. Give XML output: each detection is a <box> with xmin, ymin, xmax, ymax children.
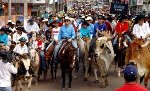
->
<box><xmin>13</xmin><ymin>64</ymin><xmax>150</xmax><ymax>91</ymax></box>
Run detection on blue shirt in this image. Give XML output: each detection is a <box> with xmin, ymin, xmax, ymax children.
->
<box><xmin>88</xmin><ymin>23</ymin><xmax>94</xmax><ymax>34</ymax></box>
<box><xmin>0</xmin><ymin>34</ymin><xmax>8</xmax><ymax>46</ymax></box>
<box><xmin>58</xmin><ymin>24</ymin><xmax>76</xmax><ymax>41</ymax></box>
<box><xmin>79</xmin><ymin>27</ymin><xmax>90</xmax><ymax>38</ymax></box>
<box><xmin>93</xmin><ymin>23</ymin><xmax>107</xmax><ymax>37</ymax></box>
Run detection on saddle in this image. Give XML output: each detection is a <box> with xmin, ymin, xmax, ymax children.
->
<box><xmin>82</xmin><ymin>37</ymin><xmax>90</xmax><ymax>43</ymax></box>
<box><xmin>58</xmin><ymin>40</ymin><xmax>72</xmax><ymax>60</ymax></box>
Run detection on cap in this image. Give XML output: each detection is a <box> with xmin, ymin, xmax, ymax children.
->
<box><xmin>19</xmin><ymin>37</ymin><xmax>27</xmax><ymax>42</ymax></box>
<box><xmin>123</xmin><ymin>64</ymin><xmax>137</xmax><ymax>77</ymax></box>
<box><xmin>42</xmin><ymin>19</ymin><xmax>48</xmax><ymax>22</ymax></box>
<box><xmin>5</xmin><ymin>28</ymin><xmax>12</xmax><ymax>33</ymax></box>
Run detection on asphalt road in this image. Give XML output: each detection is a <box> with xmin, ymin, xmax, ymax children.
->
<box><xmin>13</xmin><ymin>64</ymin><xmax>150</xmax><ymax>91</ymax></box>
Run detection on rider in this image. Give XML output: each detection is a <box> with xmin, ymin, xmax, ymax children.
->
<box><xmin>113</xmin><ymin>15</ymin><xmax>131</xmax><ymax>45</ymax></box>
<box><xmin>79</xmin><ymin>21</ymin><xmax>91</xmax><ymax>39</ymax></box>
<box><xmin>13</xmin><ymin>27</ymin><xmax>28</xmax><ymax>44</ymax></box>
<box><xmin>0</xmin><ymin>28</ymin><xmax>8</xmax><ymax>46</ymax></box>
<box><xmin>54</xmin><ymin>16</ymin><xmax>77</xmax><ymax>62</ymax></box>
<box><xmin>85</xmin><ymin>16</ymin><xmax>94</xmax><ymax>39</ymax></box>
<box><xmin>133</xmin><ymin>15</ymin><xmax>150</xmax><ymax>39</ymax></box>
<box><xmin>26</xmin><ymin>18</ymin><xmax>40</xmax><ymax>43</ymax></box>
<box><xmin>88</xmin><ymin>15</ymin><xmax>107</xmax><ymax>60</ymax></box>
<box><xmin>13</xmin><ymin>37</ymin><xmax>28</xmax><ymax>58</ymax></box>
<box><xmin>46</xmin><ymin>20</ymin><xmax>60</xmax><ymax>51</ymax></box>
<box><xmin>32</xmin><ymin>33</ymin><xmax>46</xmax><ymax>70</ymax></box>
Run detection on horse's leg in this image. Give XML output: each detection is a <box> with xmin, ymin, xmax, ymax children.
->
<box><xmin>54</xmin><ymin>63</ymin><xmax>58</xmax><ymax>79</ymax></box>
<box><xmin>105</xmin><ymin>76</ymin><xmax>109</xmax><ymax>86</ymax></box>
<box><xmin>84</xmin><ymin>60</ymin><xmax>89</xmax><ymax>81</ymax></box>
<box><xmin>62</xmin><ymin>68</ymin><xmax>66</xmax><ymax>89</ymax></box>
<box><xmin>18</xmin><ymin>80</ymin><xmax>23</xmax><ymax>91</ymax></box>
<box><xmin>50</xmin><ymin>59</ymin><xmax>54</xmax><ymax>80</ymax></box>
<box><xmin>99</xmin><ymin>76</ymin><xmax>106</xmax><ymax>88</ymax></box>
<box><xmin>35</xmin><ymin>69</ymin><xmax>39</xmax><ymax>85</ymax></box>
<box><xmin>27</xmin><ymin>77</ymin><xmax>32</xmax><ymax>91</ymax></box>
<box><xmin>68</xmin><ymin>70</ymin><xmax>73</xmax><ymax>89</ymax></box>
<box><xmin>94</xmin><ymin>68</ymin><xmax>99</xmax><ymax>83</ymax></box>
<box><xmin>144</xmin><ymin>73</ymin><xmax>149</xmax><ymax>87</ymax></box>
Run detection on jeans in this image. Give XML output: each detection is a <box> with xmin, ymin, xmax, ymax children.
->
<box><xmin>0</xmin><ymin>87</ymin><xmax>12</xmax><ymax>91</ymax></box>
<box><xmin>54</xmin><ymin>39</ymin><xmax>78</xmax><ymax>61</ymax></box>
<box><xmin>113</xmin><ymin>34</ymin><xmax>132</xmax><ymax>46</ymax></box>
<box><xmin>40</xmin><ymin>51</ymin><xmax>46</xmax><ymax>70</ymax></box>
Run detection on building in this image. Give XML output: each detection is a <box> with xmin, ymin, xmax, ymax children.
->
<box><xmin>2</xmin><ymin>0</ymin><xmax>64</xmax><ymax>16</ymax></box>
<box><xmin>130</xmin><ymin>0</ymin><xmax>150</xmax><ymax>15</ymax></box>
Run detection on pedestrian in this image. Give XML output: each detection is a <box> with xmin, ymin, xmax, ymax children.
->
<box><xmin>0</xmin><ymin>51</ymin><xmax>18</xmax><ymax>91</ymax></box>
<box><xmin>115</xmin><ymin>64</ymin><xmax>148</xmax><ymax>91</ymax></box>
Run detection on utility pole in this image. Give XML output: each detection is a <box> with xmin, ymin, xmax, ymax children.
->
<box><xmin>24</xmin><ymin>0</ymin><xmax>28</xmax><ymax>28</ymax></box>
<box><xmin>8</xmin><ymin>0</ymin><xmax>11</xmax><ymax>20</ymax></box>
<box><xmin>53</xmin><ymin>0</ymin><xmax>55</xmax><ymax>14</ymax></box>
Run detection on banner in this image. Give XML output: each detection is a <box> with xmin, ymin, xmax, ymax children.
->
<box><xmin>110</xmin><ymin>3</ymin><xmax>128</xmax><ymax>14</ymax></box>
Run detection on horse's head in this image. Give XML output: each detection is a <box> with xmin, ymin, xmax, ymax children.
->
<box><xmin>16</xmin><ymin>57</ymin><xmax>33</xmax><ymax>78</ymax></box>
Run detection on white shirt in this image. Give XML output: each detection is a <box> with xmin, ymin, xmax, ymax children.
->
<box><xmin>133</xmin><ymin>23</ymin><xmax>150</xmax><ymax>38</ymax></box>
<box><xmin>13</xmin><ymin>32</ymin><xmax>28</xmax><ymax>43</ymax></box>
<box><xmin>13</xmin><ymin>44</ymin><xmax>28</xmax><ymax>55</ymax></box>
<box><xmin>0</xmin><ymin>59</ymin><xmax>17</xmax><ymax>87</ymax></box>
<box><xmin>7</xmin><ymin>35</ymin><xmax>11</xmax><ymax>46</ymax></box>
<box><xmin>53</xmin><ymin>27</ymin><xmax>60</xmax><ymax>41</ymax></box>
<box><xmin>26</xmin><ymin>22</ymin><xmax>40</xmax><ymax>33</ymax></box>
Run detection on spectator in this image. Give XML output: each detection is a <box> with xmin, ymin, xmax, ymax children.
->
<box><xmin>0</xmin><ymin>51</ymin><xmax>18</xmax><ymax>91</ymax></box>
<box><xmin>115</xmin><ymin>64</ymin><xmax>148</xmax><ymax>91</ymax></box>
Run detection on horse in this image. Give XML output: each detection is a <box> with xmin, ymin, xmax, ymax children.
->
<box><xmin>57</xmin><ymin>40</ymin><xmax>77</xmax><ymax>90</ymax></box>
<box><xmin>44</xmin><ymin>41</ymin><xmax>56</xmax><ymax>80</ymax></box>
<box><xmin>76</xmin><ymin>33</ymin><xmax>91</xmax><ymax>81</ymax></box>
<box><xmin>113</xmin><ymin>33</ymin><xmax>128</xmax><ymax>77</ymax></box>
<box><xmin>13</xmin><ymin>54</ymin><xmax>34</xmax><ymax>91</ymax></box>
<box><xmin>29</xmin><ymin>48</ymin><xmax>40</xmax><ymax>84</ymax></box>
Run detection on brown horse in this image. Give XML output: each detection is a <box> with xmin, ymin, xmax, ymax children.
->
<box><xmin>58</xmin><ymin>40</ymin><xmax>76</xmax><ymax>90</ymax></box>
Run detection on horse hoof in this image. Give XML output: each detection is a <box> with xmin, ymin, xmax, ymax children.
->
<box><xmin>74</xmin><ymin>75</ymin><xmax>77</xmax><ymax>79</ymax></box>
<box><xmin>84</xmin><ymin>78</ymin><xmax>88</xmax><ymax>81</ymax></box>
<box><xmin>68</xmin><ymin>88</ymin><xmax>71</xmax><ymax>91</ymax></box>
<box><xmin>100</xmin><ymin>85</ymin><xmax>105</xmax><ymax>88</ymax></box>
<box><xmin>95</xmin><ymin>80</ymin><xmax>99</xmax><ymax>83</ymax></box>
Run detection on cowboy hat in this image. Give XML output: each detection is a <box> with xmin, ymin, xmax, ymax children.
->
<box><xmin>85</xmin><ymin>16</ymin><xmax>93</xmax><ymax>21</ymax></box>
<box><xmin>64</xmin><ymin>16</ymin><xmax>71</xmax><ymax>21</ymax></box>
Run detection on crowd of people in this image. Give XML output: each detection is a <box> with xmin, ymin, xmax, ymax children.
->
<box><xmin>0</xmin><ymin>11</ymin><xmax>150</xmax><ymax>91</ymax></box>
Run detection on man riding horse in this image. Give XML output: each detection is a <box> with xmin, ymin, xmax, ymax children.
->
<box><xmin>54</xmin><ymin>16</ymin><xmax>77</xmax><ymax>63</ymax></box>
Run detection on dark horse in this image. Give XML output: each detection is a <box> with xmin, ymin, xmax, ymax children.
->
<box><xmin>57</xmin><ymin>40</ymin><xmax>77</xmax><ymax>90</ymax></box>
<box><xmin>113</xmin><ymin>33</ymin><xmax>128</xmax><ymax>77</ymax></box>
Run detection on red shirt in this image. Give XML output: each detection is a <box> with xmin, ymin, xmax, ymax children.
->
<box><xmin>115</xmin><ymin>83</ymin><xmax>148</xmax><ymax>91</ymax></box>
<box><xmin>105</xmin><ymin>21</ymin><xmax>112</xmax><ymax>32</ymax></box>
<box><xmin>115</xmin><ymin>22</ymin><xmax>129</xmax><ymax>34</ymax></box>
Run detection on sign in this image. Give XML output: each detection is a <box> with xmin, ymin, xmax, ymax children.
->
<box><xmin>137</xmin><ymin>0</ymin><xmax>143</xmax><ymax>5</ymax></box>
<box><xmin>110</xmin><ymin>3</ymin><xmax>128</xmax><ymax>14</ymax></box>
<box><xmin>130</xmin><ymin>0</ymin><xmax>137</xmax><ymax>6</ymax></box>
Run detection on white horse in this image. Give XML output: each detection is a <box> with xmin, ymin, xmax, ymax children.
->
<box><xmin>76</xmin><ymin>32</ymin><xmax>91</xmax><ymax>80</ymax></box>
<box><xmin>29</xmin><ymin>48</ymin><xmax>40</xmax><ymax>85</ymax></box>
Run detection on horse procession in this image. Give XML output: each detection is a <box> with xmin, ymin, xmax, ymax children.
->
<box><xmin>0</xmin><ymin>12</ymin><xmax>150</xmax><ymax>91</ymax></box>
